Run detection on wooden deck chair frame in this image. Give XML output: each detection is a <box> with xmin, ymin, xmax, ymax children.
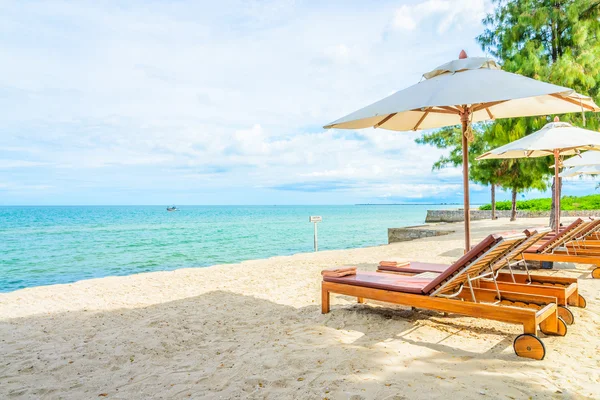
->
<box><xmin>376</xmin><ymin>228</ymin><xmax>584</xmax><ymax>324</ymax></box>
<box><xmin>560</xmin><ymin>219</ymin><xmax>600</xmax><ymax>254</ymax></box>
<box><xmin>475</xmin><ymin>228</ymin><xmax>584</xmax><ymax>324</ymax></box>
<box><xmin>322</xmin><ymin>234</ymin><xmax>567</xmax><ymax>360</ymax></box>
<box><xmin>522</xmin><ymin>219</ymin><xmax>600</xmax><ymax>279</ymax></box>
<box><xmin>565</xmin><ymin>218</ymin><xmax>600</xmax><ymax>250</ymax></box>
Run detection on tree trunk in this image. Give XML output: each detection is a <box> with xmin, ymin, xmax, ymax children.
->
<box><xmin>551</xmin><ymin>7</ymin><xmax>559</xmax><ymax>62</ymax></box>
<box><xmin>550</xmin><ymin>176</ymin><xmax>562</xmax><ymax>230</ymax></box>
<box><xmin>491</xmin><ymin>184</ymin><xmax>496</xmax><ymax>220</ymax></box>
<box><xmin>510</xmin><ymin>189</ymin><xmax>517</xmax><ymax>221</ymax></box>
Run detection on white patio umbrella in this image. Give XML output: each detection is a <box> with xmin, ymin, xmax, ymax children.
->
<box><xmin>324</xmin><ymin>51</ymin><xmax>599</xmax><ymax>251</ymax></box>
<box><xmin>563</xmin><ymin>149</ymin><xmax>600</xmax><ymax>168</ymax></box>
<box><xmin>560</xmin><ymin>164</ymin><xmax>600</xmax><ymax>177</ymax></box>
<box><xmin>560</xmin><ymin>150</ymin><xmax>600</xmax><ymax>177</ymax></box>
<box><xmin>477</xmin><ymin>118</ymin><xmax>600</xmax><ymax>232</ymax></box>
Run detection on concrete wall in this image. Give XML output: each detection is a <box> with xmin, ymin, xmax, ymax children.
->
<box><xmin>425</xmin><ymin>209</ymin><xmax>600</xmax><ymax>223</ymax></box>
<box><xmin>388</xmin><ymin>225</ymin><xmax>454</xmax><ymax>243</ymax></box>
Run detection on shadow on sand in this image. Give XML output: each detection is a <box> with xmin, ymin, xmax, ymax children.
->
<box><xmin>0</xmin><ymin>288</ymin><xmax>582</xmax><ymax>399</ymax></box>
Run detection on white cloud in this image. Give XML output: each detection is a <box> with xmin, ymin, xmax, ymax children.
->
<box><xmin>0</xmin><ymin>1</ymin><xmax>498</xmax><ymax>204</ymax></box>
<box><xmin>392</xmin><ymin>0</ymin><xmax>491</xmax><ymax>34</ymax></box>
<box><xmin>322</xmin><ymin>44</ymin><xmax>357</xmax><ymax>64</ymax></box>
<box><xmin>0</xmin><ymin>160</ymin><xmax>48</xmax><ymax>168</ymax></box>
<box><xmin>233</xmin><ymin>124</ymin><xmax>269</xmax><ymax>155</ymax></box>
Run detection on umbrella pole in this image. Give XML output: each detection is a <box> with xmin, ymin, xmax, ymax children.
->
<box><xmin>554</xmin><ymin>150</ymin><xmax>560</xmax><ymax>233</ymax></box>
<box><xmin>461</xmin><ymin>111</ymin><xmax>471</xmax><ymax>252</ymax></box>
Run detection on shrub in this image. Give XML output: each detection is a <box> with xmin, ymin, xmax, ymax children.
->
<box><xmin>478</xmin><ymin>194</ymin><xmax>600</xmax><ymax>211</ymax></box>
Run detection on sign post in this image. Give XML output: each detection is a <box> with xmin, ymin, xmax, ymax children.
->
<box><xmin>309</xmin><ymin>216</ymin><xmax>322</xmax><ymax>252</ymax></box>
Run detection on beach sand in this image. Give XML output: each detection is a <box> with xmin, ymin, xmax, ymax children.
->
<box><xmin>1</xmin><ymin>217</ymin><xmax>599</xmax><ymax>399</ymax></box>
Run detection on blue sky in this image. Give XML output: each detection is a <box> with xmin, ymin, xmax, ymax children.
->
<box><xmin>1</xmin><ymin>0</ymin><xmax>598</xmax><ymax>205</ymax></box>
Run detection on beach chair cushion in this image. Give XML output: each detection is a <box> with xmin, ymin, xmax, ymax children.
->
<box><xmin>378</xmin><ymin>236</ymin><xmax>502</xmax><ymax>287</ymax></box>
<box><xmin>323</xmin><ymin>271</ymin><xmax>430</xmax><ymax>294</ymax></box>
<box><xmin>321</xmin><ymin>266</ymin><xmax>357</xmax><ymax>277</ymax></box>
<box><xmin>324</xmin><ymin>234</ymin><xmax>510</xmax><ymax>296</ymax></box>
<box><xmin>378</xmin><ymin>261</ymin><xmax>448</xmax><ymax>274</ymax></box>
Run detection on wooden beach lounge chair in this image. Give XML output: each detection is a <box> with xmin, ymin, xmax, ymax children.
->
<box><xmin>522</xmin><ymin>219</ymin><xmax>600</xmax><ymax>279</ymax></box>
<box><xmin>561</xmin><ymin>218</ymin><xmax>600</xmax><ymax>249</ymax></box>
<box><xmin>322</xmin><ymin>233</ymin><xmax>567</xmax><ymax>360</ymax></box>
<box><xmin>378</xmin><ymin>228</ymin><xmax>585</xmax><ymax>325</ymax></box>
<box><xmin>538</xmin><ymin>217</ymin><xmax>600</xmax><ymax>251</ymax></box>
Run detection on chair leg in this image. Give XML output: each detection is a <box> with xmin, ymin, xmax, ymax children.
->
<box><xmin>357</xmin><ymin>297</ymin><xmax>365</xmax><ymax>303</ymax></box>
<box><xmin>523</xmin><ymin>319</ymin><xmax>538</xmax><ymax>336</ymax></box>
<box><xmin>322</xmin><ymin>286</ymin><xmax>330</xmax><ymax>314</ymax></box>
<box><xmin>567</xmin><ymin>290</ymin><xmax>579</xmax><ymax>307</ymax></box>
<box><xmin>539</xmin><ymin>312</ymin><xmax>567</xmax><ymax>337</ymax></box>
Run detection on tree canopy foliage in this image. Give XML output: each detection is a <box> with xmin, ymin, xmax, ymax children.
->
<box><xmin>477</xmin><ymin>0</ymin><xmax>600</xmax><ymax>225</ymax></box>
<box><xmin>417</xmin><ymin>0</ymin><xmax>600</xmax><ymax>223</ymax></box>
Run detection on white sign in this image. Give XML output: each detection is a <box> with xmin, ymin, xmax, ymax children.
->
<box><xmin>309</xmin><ymin>216</ymin><xmax>322</xmax><ymax>251</ymax></box>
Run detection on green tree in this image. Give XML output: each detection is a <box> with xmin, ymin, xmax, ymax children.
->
<box><xmin>495</xmin><ymin>158</ymin><xmax>548</xmax><ymax>220</ymax></box>
<box><xmin>482</xmin><ymin>119</ymin><xmax>551</xmax><ymax>221</ymax></box>
<box><xmin>417</xmin><ymin>122</ymin><xmax>546</xmax><ymax>221</ymax></box>
<box><xmin>478</xmin><ymin>0</ymin><xmax>600</xmax><ymax>228</ymax></box>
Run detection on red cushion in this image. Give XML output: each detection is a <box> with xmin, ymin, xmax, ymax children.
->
<box><xmin>324</xmin><ymin>234</ymin><xmax>503</xmax><ymax>295</ymax></box>
<box><xmin>323</xmin><ymin>271</ymin><xmax>430</xmax><ymax>294</ymax></box>
<box><xmin>378</xmin><ymin>261</ymin><xmax>448</xmax><ymax>274</ymax></box>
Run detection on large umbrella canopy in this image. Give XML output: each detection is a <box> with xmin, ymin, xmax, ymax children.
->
<box><xmin>324</xmin><ymin>52</ymin><xmax>600</xmax><ymax>251</ymax></box>
<box><xmin>324</xmin><ymin>57</ymin><xmax>598</xmax><ymax>131</ymax></box>
<box><xmin>477</xmin><ymin>120</ymin><xmax>600</xmax><ymax>231</ymax></box>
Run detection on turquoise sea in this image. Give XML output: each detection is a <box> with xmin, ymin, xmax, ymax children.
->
<box><xmin>0</xmin><ymin>205</ymin><xmax>458</xmax><ymax>292</ymax></box>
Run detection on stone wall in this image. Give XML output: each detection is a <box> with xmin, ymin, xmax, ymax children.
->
<box><xmin>425</xmin><ymin>209</ymin><xmax>600</xmax><ymax>223</ymax></box>
<box><xmin>388</xmin><ymin>225</ymin><xmax>454</xmax><ymax>243</ymax></box>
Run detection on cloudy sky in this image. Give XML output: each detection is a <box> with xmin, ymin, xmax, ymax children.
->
<box><xmin>1</xmin><ymin>0</ymin><xmax>597</xmax><ymax>205</ymax></box>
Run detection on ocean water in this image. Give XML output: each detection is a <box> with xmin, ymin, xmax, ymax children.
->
<box><xmin>0</xmin><ymin>205</ymin><xmax>458</xmax><ymax>292</ymax></box>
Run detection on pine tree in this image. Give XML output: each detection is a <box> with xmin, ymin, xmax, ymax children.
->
<box><xmin>478</xmin><ymin>0</ymin><xmax>600</xmax><ymax>228</ymax></box>
<box><xmin>416</xmin><ymin>123</ymin><xmax>545</xmax><ymax>220</ymax></box>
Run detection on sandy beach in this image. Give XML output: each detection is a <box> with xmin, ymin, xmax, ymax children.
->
<box><xmin>1</xmin><ymin>217</ymin><xmax>599</xmax><ymax>399</ymax></box>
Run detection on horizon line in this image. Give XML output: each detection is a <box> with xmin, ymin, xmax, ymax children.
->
<box><xmin>1</xmin><ymin>203</ymin><xmax>480</xmax><ymax>207</ymax></box>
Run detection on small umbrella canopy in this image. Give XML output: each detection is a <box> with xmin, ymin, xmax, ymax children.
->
<box><xmin>476</xmin><ymin>121</ymin><xmax>600</xmax><ymax>159</ymax></box>
<box><xmin>324</xmin><ymin>52</ymin><xmax>600</xmax><ymax>251</ymax></box>
<box><xmin>560</xmin><ymin>165</ymin><xmax>600</xmax><ymax>177</ymax></box>
<box><xmin>477</xmin><ymin>120</ymin><xmax>600</xmax><ymax>231</ymax></box>
<box><xmin>562</xmin><ymin>149</ymin><xmax>600</xmax><ymax>168</ymax></box>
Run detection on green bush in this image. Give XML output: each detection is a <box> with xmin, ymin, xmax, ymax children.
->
<box><xmin>479</xmin><ymin>194</ymin><xmax>600</xmax><ymax>211</ymax></box>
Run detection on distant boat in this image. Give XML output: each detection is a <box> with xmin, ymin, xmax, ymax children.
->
<box><xmin>166</xmin><ymin>206</ymin><xmax>179</xmax><ymax>212</ymax></box>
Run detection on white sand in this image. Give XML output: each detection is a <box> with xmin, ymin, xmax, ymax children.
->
<box><xmin>1</xmin><ymin>217</ymin><xmax>599</xmax><ymax>399</ymax></box>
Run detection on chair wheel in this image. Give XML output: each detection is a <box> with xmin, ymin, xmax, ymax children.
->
<box><xmin>513</xmin><ymin>334</ymin><xmax>546</xmax><ymax>360</ymax></box>
<box><xmin>592</xmin><ymin>267</ymin><xmax>600</xmax><ymax>279</ymax></box>
<box><xmin>557</xmin><ymin>306</ymin><xmax>575</xmax><ymax>325</ymax></box>
<box><xmin>578</xmin><ymin>295</ymin><xmax>587</xmax><ymax>308</ymax></box>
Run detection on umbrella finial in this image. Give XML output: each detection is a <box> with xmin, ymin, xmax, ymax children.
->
<box><xmin>554</xmin><ymin>116</ymin><xmax>560</xmax><ymax>122</ymax></box>
<box><xmin>458</xmin><ymin>50</ymin><xmax>467</xmax><ymax>59</ymax></box>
